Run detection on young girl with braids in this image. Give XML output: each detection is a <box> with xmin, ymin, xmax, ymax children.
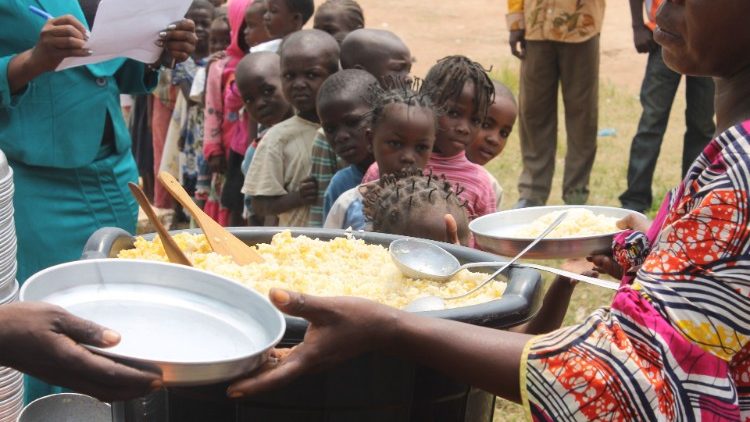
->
<box><xmin>362</xmin><ymin>56</ymin><xmax>498</xmax><ymax>221</ymax></box>
<box><xmin>324</xmin><ymin>80</ymin><xmax>437</xmax><ymax>230</ymax></box>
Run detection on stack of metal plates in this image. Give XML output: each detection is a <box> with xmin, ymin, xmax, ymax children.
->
<box><xmin>0</xmin><ymin>149</ymin><xmax>22</xmax><ymax>421</ymax></box>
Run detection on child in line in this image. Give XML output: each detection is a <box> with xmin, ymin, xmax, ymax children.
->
<box><xmin>317</xmin><ymin>70</ymin><xmax>378</xmax><ymax>220</ymax></box>
<box><xmin>363</xmin><ymin>56</ymin><xmax>498</xmax><ymax>222</ymax></box>
<box><xmin>307</xmin><ymin>28</ymin><xmax>412</xmax><ymax>226</ymax></box>
<box><xmin>341</xmin><ymin>28</ymin><xmax>412</xmax><ymax>84</ymax></box>
<box><xmin>244</xmin><ymin>30</ymin><xmax>340</xmax><ymax>227</ymax></box>
<box><xmin>194</xmin><ymin>15</ymin><xmax>231</xmax><ymax>211</ymax></box>
<box><xmin>305</xmin><ymin>3</ymin><xmax>369</xmax><ymax>228</ymax></box>
<box><xmin>313</xmin><ymin>0</ymin><xmax>365</xmax><ymax>44</ymax></box>
<box><xmin>236</xmin><ymin>52</ymin><xmax>294</xmax><ymax>226</ymax></box>
<box><xmin>221</xmin><ymin>0</ymin><xmax>279</xmax><ymax>226</ymax></box>
<box><xmin>166</xmin><ymin>1</ymin><xmax>216</xmax><ymax>222</ymax></box>
<box><xmin>325</xmin><ymin>81</ymin><xmax>437</xmax><ymax>230</ymax></box>
<box><xmin>202</xmin><ymin>0</ymin><xmax>253</xmax><ymax>226</ymax></box>
<box><xmin>244</xmin><ymin>1</ymin><xmax>272</xmax><ymax>51</ymax></box>
<box><xmin>466</xmin><ymin>81</ymin><xmax>518</xmax><ymax>209</ymax></box>
<box><xmin>258</xmin><ymin>0</ymin><xmax>315</xmax><ymax>53</ymax></box>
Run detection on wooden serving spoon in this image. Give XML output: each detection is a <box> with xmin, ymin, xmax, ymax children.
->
<box><xmin>128</xmin><ymin>182</ymin><xmax>192</xmax><ymax>267</ymax></box>
<box><xmin>157</xmin><ymin>172</ymin><xmax>264</xmax><ymax>264</ymax></box>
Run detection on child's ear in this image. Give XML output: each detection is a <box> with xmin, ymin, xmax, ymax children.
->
<box><xmin>293</xmin><ymin>13</ymin><xmax>304</xmax><ymax>29</ymax></box>
<box><xmin>444</xmin><ymin>214</ymin><xmax>460</xmax><ymax>245</ymax></box>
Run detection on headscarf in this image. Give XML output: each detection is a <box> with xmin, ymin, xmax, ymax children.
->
<box><xmin>223</xmin><ymin>0</ymin><xmax>252</xmax><ymax>82</ymax></box>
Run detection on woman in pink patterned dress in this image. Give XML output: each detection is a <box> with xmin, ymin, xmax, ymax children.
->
<box><xmin>226</xmin><ymin>1</ymin><xmax>750</xmax><ymax>419</ymax></box>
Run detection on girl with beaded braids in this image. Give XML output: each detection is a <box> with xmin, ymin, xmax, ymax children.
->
<box><xmin>324</xmin><ymin>79</ymin><xmax>438</xmax><ymax>230</ymax></box>
<box><xmin>362</xmin><ymin>56</ymin><xmax>499</xmax><ymax>221</ymax></box>
<box><xmin>362</xmin><ymin>169</ymin><xmax>471</xmax><ymax>246</ymax></box>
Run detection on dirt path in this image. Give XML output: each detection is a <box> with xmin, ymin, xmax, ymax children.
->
<box><xmin>342</xmin><ymin>0</ymin><xmax>646</xmax><ymax>93</ymax></box>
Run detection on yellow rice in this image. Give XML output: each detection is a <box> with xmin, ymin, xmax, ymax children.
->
<box><xmin>118</xmin><ymin>231</ymin><xmax>505</xmax><ymax>309</ymax></box>
<box><xmin>512</xmin><ymin>208</ymin><xmax>620</xmax><ymax>238</ymax></box>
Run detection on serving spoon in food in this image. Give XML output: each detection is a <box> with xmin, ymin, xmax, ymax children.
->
<box><xmin>128</xmin><ymin>182</ymin><xmax>192</xmax><ymax>266</ymax></box>
<box><xmin>402</xmin><ymin>211</ymin><xmax>568</xmax><ymax>312</ymax></box>
<box><xmin>390</xmin><ymin>239</ymin><xmax>618</xmax><ymax>290</ymax></box>
<box><xmin>157</xmin><ymin>172</ymin><xmax>264</xmax><ymax>265</ymax></box>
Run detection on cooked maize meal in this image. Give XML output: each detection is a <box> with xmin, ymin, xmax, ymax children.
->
<box><xmin>512</xmin><ymin>208</ymin><xmax>620</xmax><ymax>238</ymax></box>
<box><xmin>118</xmin><ymin>231</ymin><xmax>505</xmax><ymax>309</ymax></box>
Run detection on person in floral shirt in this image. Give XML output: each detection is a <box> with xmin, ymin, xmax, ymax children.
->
<box><xmin>506</xmin><ymin>0</ymin><xmax>605</xmax><ymax>208</ymax></box>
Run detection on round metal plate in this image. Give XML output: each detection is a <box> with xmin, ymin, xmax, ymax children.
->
<box><xmin>470</xmin><ymin>206</ymin><xmax>646</xmax><ymax>259</ymax></box>
<box><xmin>20</xmin><ymin>259</ymin><xmax>286</xmax><ymax>386</ymax></box>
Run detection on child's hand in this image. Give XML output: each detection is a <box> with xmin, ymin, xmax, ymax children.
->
<box><xmin>208</xmin><ymin>155</ymin><xmax>226</xmax><ymax>174</ymax></box>
<box><xmin>586</xmin><ymin>255</ymin><xmax>623</xmax><ymax>280</ymax></box>
<box><xmin>298</xmin><ymin>177</ymin><xmax>318</xmax><ymax>205</ymax></box>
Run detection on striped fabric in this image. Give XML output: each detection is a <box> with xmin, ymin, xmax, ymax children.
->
<box><xmin>522</xmin><ymin>121</ymin><xmax>750</xmax><ymax>421</ymax></box>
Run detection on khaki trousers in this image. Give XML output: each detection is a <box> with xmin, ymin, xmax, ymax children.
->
<box><xmin>517</xmin><ymin>36</ymin><xmax>600</xmax><ymax>205</ymax></box>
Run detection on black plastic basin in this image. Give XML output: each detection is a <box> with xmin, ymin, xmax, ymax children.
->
<box><xmin>83</xmin><ymin>227</ymin><xmax>543</xmax><ymax>422</ymax></box>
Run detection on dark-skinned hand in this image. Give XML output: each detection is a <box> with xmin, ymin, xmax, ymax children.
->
<box><xmin>0</xmin><ymin>302</ymin><xmax>162</xmax><ymax>403</ymax></box>
<box><xmin>208</xmin><ymin>154</ymin><xmax>227</xmax><ymax>174</ymax></box>
<box><xmin>586</xmin><ymin>213</ymin><xmax>653</xmax><ymax>279</ymax></box>
<box><xmin>226</xmin><ymin>289</ymin><xmax>398</xmax><ymax>398</ymax></box>
<box><xmin>154</xmin><ymin>19</ymin><xmax>198</xmax><ymax>67</ymax></box>
<box><xmin>298</xmin><ymin>177</ymin><xmax>318</xmax><ymax>205</ymax></box>
<box><xmin>633</xmin><ymin>25</ymin><xmax>658</xmax><ymax>54</ymax></box>
<box><xmin>509</xmin><ymin>30</ymin><xmax>526</xmax><ymax>59</ymax></box>
<box><xmin>24</xmin><ymin>15</ymin><xmax>92</xmax><ymax>74</ymax></box>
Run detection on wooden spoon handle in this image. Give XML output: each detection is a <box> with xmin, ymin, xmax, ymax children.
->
<box><xmin>128</xmin><ymin>183</ymin><xmax>191</xmax><ymax>266</ymax></box>
<box><xmin>157</xmin><ymin>172</ymin><xmax>264</xmax><ymax>264</ymax></box>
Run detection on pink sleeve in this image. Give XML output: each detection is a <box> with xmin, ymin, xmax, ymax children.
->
<box><xmin>203</xmin><ymin>59</ymin><xmax>227</xmax><ymax>159</ymax></box>
<box><xmin>474</xmin><ymin>166</ymin><xmax>497</xmax><ymax>217</ymax></box>
<box><xmin>362</xmin><ymin>162</ymin><xmax>380</xmax><ymax>183</ymax></box>
<box><xmin>224</xmin><ymin>83</ymin><xmax>250</xmax><ymax>154</ymax></box>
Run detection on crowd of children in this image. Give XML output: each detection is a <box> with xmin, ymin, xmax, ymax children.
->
<box><xmin>127</xmin><ymin>0</ymin><xmax>521</xmax><ymax>249</ymax></box>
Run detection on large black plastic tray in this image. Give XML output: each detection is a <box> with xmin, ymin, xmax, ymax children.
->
<box><xmin>83</xmin><ymin>227</ymin><xmax>543</xmax><ymax>422</ymax></box>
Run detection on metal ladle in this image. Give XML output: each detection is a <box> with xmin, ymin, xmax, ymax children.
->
<box><xmin>390</xmin><ymin>239</ymin><xmax>619</xmax><ymax>288</ymax></box>
<box><xmin>401</xmin><ymin>211</ymin><xmax>569</xmax><ymax>312</ymax></box>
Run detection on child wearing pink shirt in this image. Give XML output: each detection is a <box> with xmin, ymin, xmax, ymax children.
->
<box><xmin>362</xmin><ymin>56</ymin><xmax>498</xmax><ymax>220</ymax></box>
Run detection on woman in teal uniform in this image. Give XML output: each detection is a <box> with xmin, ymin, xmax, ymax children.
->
<box><xmin>0</xmin><ymin>0</ymin><xmax>197</xmax><ymax>401</ymax></box>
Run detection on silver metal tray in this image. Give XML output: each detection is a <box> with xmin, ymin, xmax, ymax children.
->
<box><xmin>20</xmin><ymin>259</ymin><xmax>285</xmax><ymax>386</ymax></box>
<box><xmin>470</xmin><ymin>205</ymin><xmax>644</xmax><ymax>259</ymax></box>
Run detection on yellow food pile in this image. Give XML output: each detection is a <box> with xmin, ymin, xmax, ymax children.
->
<box><xmin>512</xmin><ymin>208</ymin><xmax>620</xmax><ymax>238</ymax></box>
<box><xmin>118</xmin><ymin>231</ymin><xmax>505</xmax><ymax>309</ymax></box>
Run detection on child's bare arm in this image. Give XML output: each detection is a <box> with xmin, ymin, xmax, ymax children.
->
<box><xmin>516</xmin><ymin>276</ymin><xmax>578</xmax><ymax>335</ymax></box>
<box><xmin>251</xmin><ymin>177</ymin><xmax>318</xmax><ymax>217</ymax></box>
<box><xmin>509</xmin><ymin>271</ymin><xmax>597</xmax><ymax>335</ymax></box>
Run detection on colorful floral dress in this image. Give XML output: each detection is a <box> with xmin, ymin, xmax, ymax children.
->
<box><xmin>522</xmin><ymin>121</ymin><xmax>750</xmax><ymax>420</ymax></box>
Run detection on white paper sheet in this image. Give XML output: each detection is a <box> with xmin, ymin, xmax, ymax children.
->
<box><xmin>57</xmin><ymin>0</ymin><xmax>193</xmax><ymax>71</ymax></box>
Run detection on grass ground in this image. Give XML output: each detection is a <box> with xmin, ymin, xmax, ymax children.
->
<box><xmin>486</xmin><ymin>62</ymin><xmax>688</xmax><ymax>421</ymax></box>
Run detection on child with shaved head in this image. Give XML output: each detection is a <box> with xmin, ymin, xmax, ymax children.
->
<box><xmin>244</xmin><ymin>30</ymin><xmax>340</xmax><ymax>227</ymax></box>
<box><xmin>237</xmin><ymin>52</ymin><xmax>294</xmax><ymax>225</ymax></box>
<box><xmin>317</xmin><ymin>69</ymin><xmax>378</xmax><ymax>220</ymax></box>
<box><xmin>341</xmin><ymin>28</ymin><xmax>412</xmax><ymax>84</ymax></box>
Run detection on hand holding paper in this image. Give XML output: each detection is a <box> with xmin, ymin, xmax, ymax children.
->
<box><xmin>57</xmin><ymin>0</ymin><xmax>195</xmax><ymax>71</ymax></box>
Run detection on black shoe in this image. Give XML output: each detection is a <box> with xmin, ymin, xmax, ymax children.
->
<box><xmin>513</xmin><ymin>198</ymin><xmax>542</xmax><ymax>209</ymax></box>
